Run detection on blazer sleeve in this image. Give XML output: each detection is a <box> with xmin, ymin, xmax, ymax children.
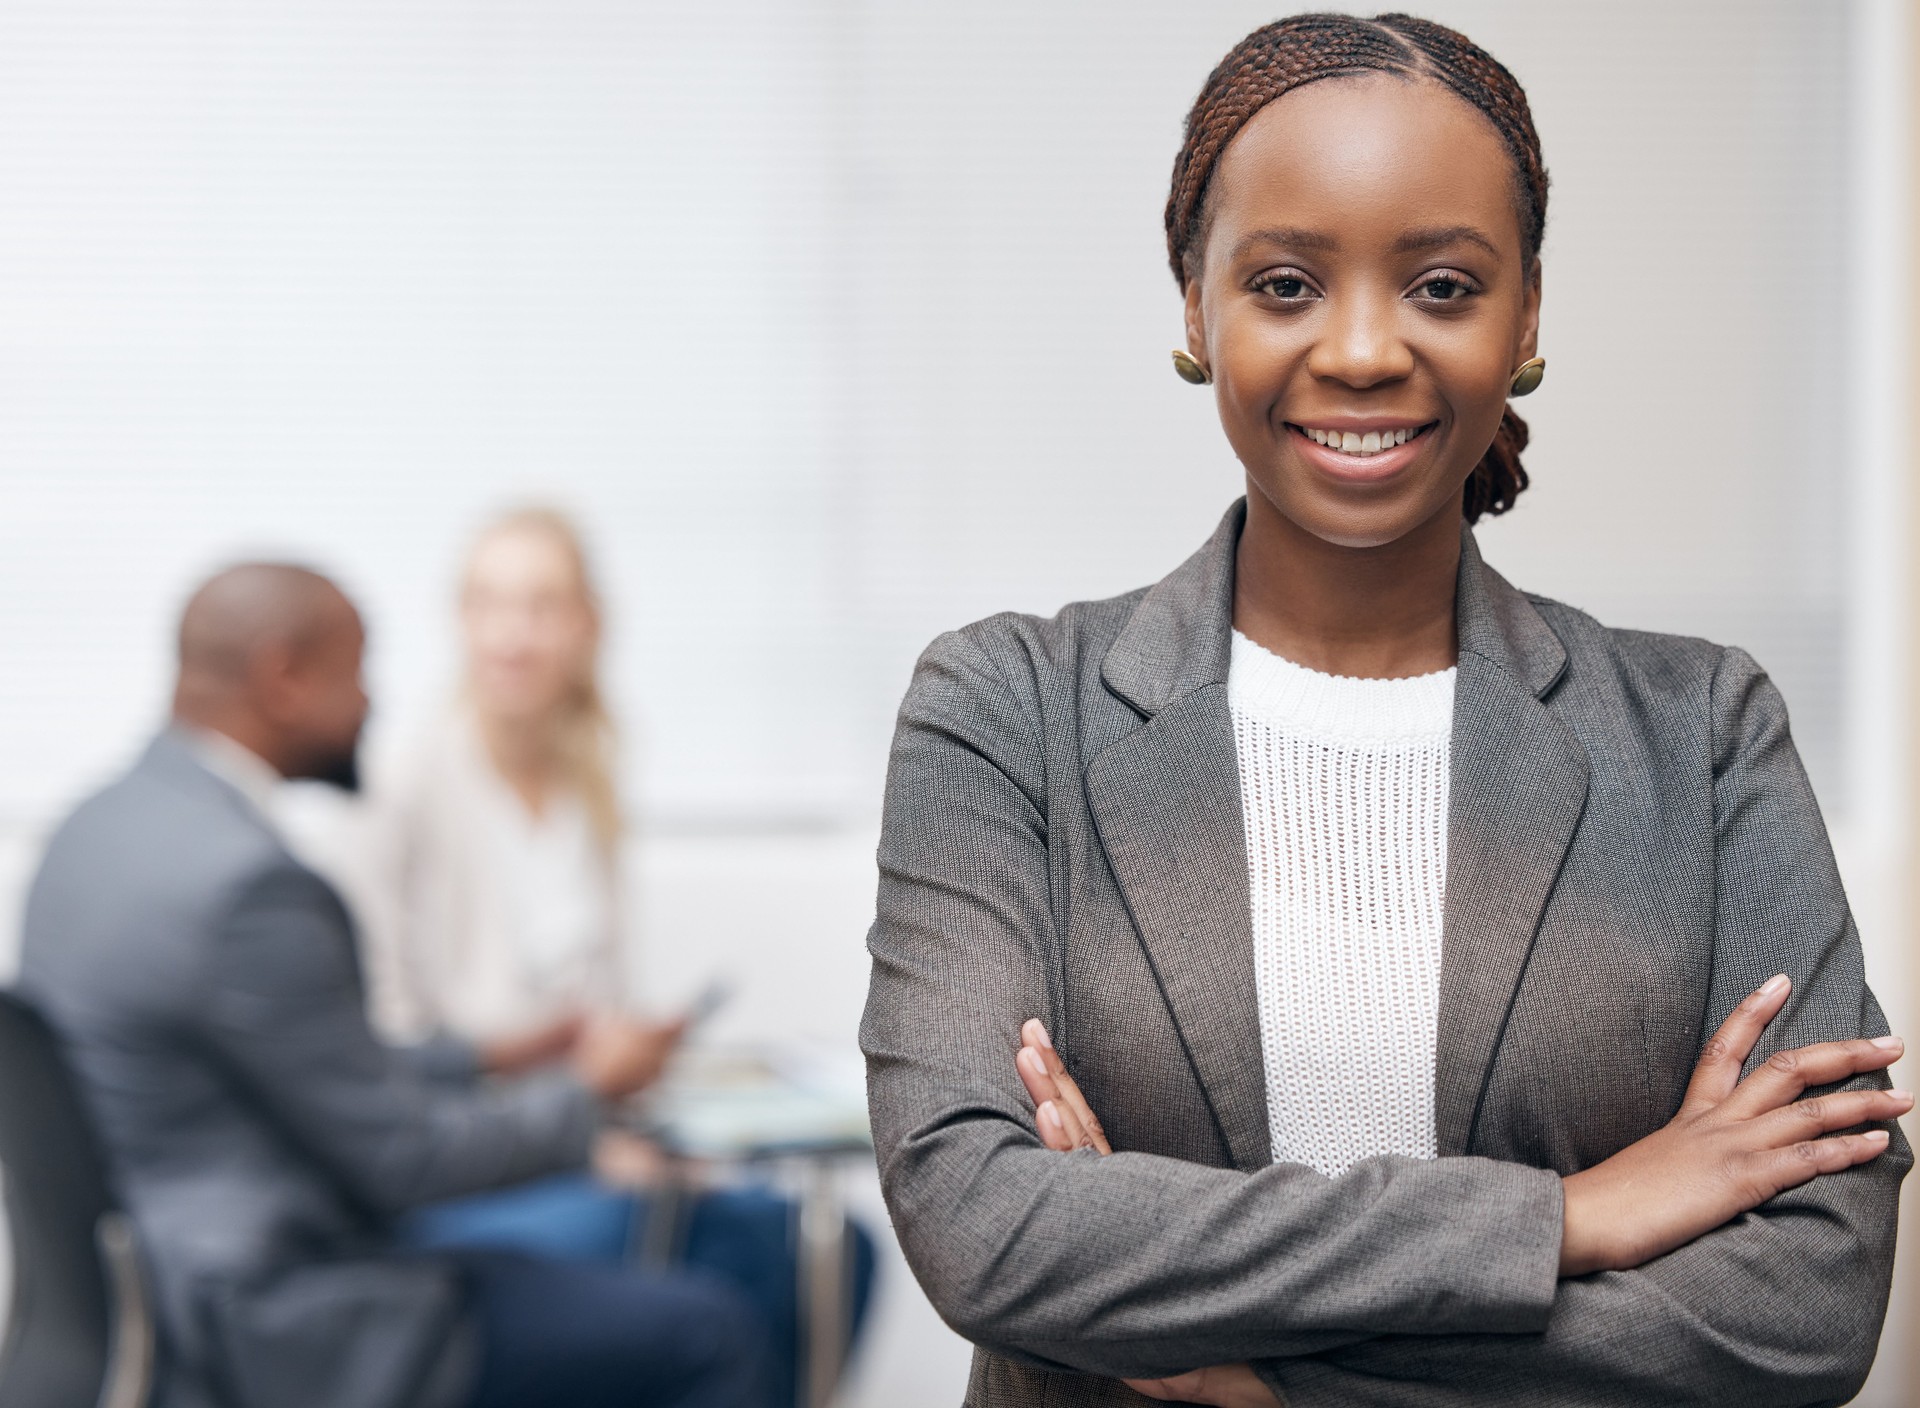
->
<box><xmin>862</xmin><ymin>628</ymin><xmax>1566</xmax><ymax>1381</ymax></box>
<box><xmin>393</xmin><ymin>1031</ymin><xmax>482</xmax><ymax>1085</ymax></box>
<box><xmin>199</xmin><ymin>859</ymin><xmax>599</xmax><ymax>1217</ymax></box>
<box><xmin>1261</xmin><ymin>646</ymin><xmax>1910</xmax><ymax>1407</ymax></box>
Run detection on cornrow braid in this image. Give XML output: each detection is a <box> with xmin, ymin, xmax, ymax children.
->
<box><xmin>1166</xmin><ymin>13</ymin><xmax>1548</xmax><ymax>523</ymax></box>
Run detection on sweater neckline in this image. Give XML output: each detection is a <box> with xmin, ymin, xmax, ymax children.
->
<box><xmin>1228</xmin><ymin>630</ymin><xmax>1455</xmax><ymax>745</ymax></box>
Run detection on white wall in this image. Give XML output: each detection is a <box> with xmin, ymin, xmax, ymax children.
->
<box><xmin>0</xmin><ymin>3</ymin><xmax>1906</xmax><ymax>1404</ymax></box>
<box><xmin>0</xmin><ymin>0</ymin><xmax>1872</xmax><ymax>829</ymax></box>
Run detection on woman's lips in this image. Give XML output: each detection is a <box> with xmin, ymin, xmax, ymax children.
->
<box><xmin>1287</xmin><ymin>421</ymin><xmax>1435</xmax><ymax>482</ymax></box>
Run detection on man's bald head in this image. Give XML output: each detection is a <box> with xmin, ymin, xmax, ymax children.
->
<box><xmin>173</xmin><ymin>563</ymin><xmax>368</xmax><ymax>786</ymax></box>
<box><xmin>178</xmin><ymin>564</ymin><xmax>353</xmax><ymax>685</ymax></box>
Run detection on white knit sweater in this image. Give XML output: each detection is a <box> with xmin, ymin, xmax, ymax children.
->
<box><xmin>1228</xmin><ymin>630</ymin><xmax>1455</xmax><ymax>1179</ymax></box>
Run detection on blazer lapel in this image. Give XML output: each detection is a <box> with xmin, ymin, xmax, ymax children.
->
<box><xmin>1435</xmin><ymin>531</ymin><xmax>1589</xmax><ymax>1156</ymax></box>
<box><xmin>1089</xmin><ymin>508</ymin><xmax>1588</xmax><ymax>1169</ymax></box>
<box><xmin>1090</xmin><ymin>502</ymin><xmax>1271</xmax><ymax>1171</ymax></box>
<box><xmin>1085</xmin><ymin>687</ymin><xmax>1271</xmax><ymax>1171</ymax></box>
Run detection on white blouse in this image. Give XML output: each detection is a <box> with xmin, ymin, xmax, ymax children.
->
<box><xmin>1228</xmin><ymin>630</ymin><xmax>1454</xmax><ymax>1178</ymax></box>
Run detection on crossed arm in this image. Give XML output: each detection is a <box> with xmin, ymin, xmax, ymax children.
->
<box><xmin>1016</xmin><ymin>983</ymin><xmax>1907</xmax><ymax>1406</ymax></box>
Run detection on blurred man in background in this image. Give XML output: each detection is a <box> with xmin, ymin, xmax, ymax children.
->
<box><xmin>17</xmin><ymin>563</ymin><xmax>772</xmax><ymax>1408</ymax></box>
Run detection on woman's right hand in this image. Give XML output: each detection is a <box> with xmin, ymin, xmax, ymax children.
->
<box><xmin>1559</xmin><ymin>974</ymin><xmax>1910</xmax><ymax>1276</ymax></box>
<box><xmin>571</xmin><ymin>1013</ymin><xmax>690</xmax><ymax>1101</ymax></box>
<box><xmin>1016</xmin><ymin>1021</ymin><xmax>1278</xmax><ymax>1408</ymax></box>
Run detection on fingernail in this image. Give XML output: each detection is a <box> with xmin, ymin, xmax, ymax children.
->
<box><xmin>1874</xmin><ymin>1035</ymin><xmax>1905</xmax><ymax>1052</ymax></box>
<box><xmin>1040</xmin><ymin>1102</ymin><xmax>1062</xmax><ymax>1131</ymax></box>
<box><xmin>1033</xmin><ymin>1022</ymin><xmax>1055</xmax><ymax>1051</ymax></box>
<box><xmin>1762</xmin><ymin>974</ymin><xmax>1790</xmax><ymax>997</ymax></box>
<box><xmin>1891</xmin><ymin>1089</ymin><xmax>1913</xmax><ymax>1103</ymax></box>
<box><xmin>1866</xmin><ymin>1129</ymin><xmax>1891</xmax><ymax>1145</ymax></box>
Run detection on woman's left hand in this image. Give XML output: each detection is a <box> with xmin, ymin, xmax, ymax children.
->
<box><xmin>1014</xmin><ymin>1020</ymin><xmax>1281</xmax><ymax>1408</ymax></box>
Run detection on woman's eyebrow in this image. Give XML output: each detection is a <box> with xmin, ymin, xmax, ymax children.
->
<box><xmin>1393</xmin><ymin>225</ymin><xmax>1500</xmax><ymax>257</ymax></box>
<box><xmin>1229</xmin><ymin>226</ymin><xmax>1338</xmax><ymax>259</ymax></box>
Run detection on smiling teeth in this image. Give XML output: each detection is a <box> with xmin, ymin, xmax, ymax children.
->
<box><xmin>1305</xmin><ymin>427</ymin><xmax>1415</xmax><ymax>455</ymax></box>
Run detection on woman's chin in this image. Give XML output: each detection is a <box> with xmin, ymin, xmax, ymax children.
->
<box><xmin>1254</xmin><ymin>481</ymin><xmax>1464</xmax><ymax>554</ymax></box>
<box><xmin>474</xmin><ymin>694</ymin><xmax>565</xmax><ymax>727</ymax></box>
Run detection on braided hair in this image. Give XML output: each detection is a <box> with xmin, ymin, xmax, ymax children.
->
<box><xmin>1166</xmin><ymin>13</ymin><xmax>1548</xmax><ymax>523</ymax></box>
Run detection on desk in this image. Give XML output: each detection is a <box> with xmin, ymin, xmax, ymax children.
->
<box><xmin>636</xmin><ymin>1047</ymin><xmax>872</xmax><ymax>1408</ymax></box>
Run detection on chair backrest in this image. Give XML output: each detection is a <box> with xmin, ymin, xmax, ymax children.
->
<box><xmin>0</xmin><ymin>990</ymin><xmax>149</xmax><ymax>1408</ymax></box>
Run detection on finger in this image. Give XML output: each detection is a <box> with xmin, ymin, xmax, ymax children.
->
<box><xmin>1042</xmin><ymin>1091</ymin><xmax>1101</xmax><ymax>1152</ymax></box>
<box><xmin>1684</xmin><ymin>975</ymin><xmax>1791</xmax><ymax>1108</ymax></box>
<box><xmin>1036</xmin><ymin>1100</ymin><xmax>1077</xmax><ymax>1153</ymax></box>
<box><xmin>1753</xmin><ymin>1087</ymin><xmax>1913</xmax><ymax>1144</ymax></box>
<box><xmin>1203</xmin><ymin>1363</ymin><xmax>1283</xmax><ymax>1407</ymax></box>
<box><xmin>1022</xmin><ymin>1018</ymin><xmax>1054</xmax><ymax>1055</ymax></box>
<box><xmin>1121</xmin><ymin>1372</ymin><xmax>1206</xmax><ymax>1402</ymax></box>
<box><xmin>1016</xmin><ymin>1043</ymin><xmax>1062</xmax><ymax>1111</ymax></box>
<box><xmin>1033</xmin><ymin>1039</ymin><xmax>1114</xmax><ymax>1156</ymax></box>
<box><xmin>1721</xmin><ymin>1035</ymin><xmax>1905</xmax><ymax>1120</ymax></box>
<box><xmin>1744</xmin><ymin>1128</ymin><xmax>1893</xmax><ymax>1203</ymax></box>
<box><xmin>1049</xmin><ymin>1067</ymin><xmax>1114</xmax><ymax>1156</ymax></box>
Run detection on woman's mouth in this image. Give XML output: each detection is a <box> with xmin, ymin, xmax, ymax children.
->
<box><xmin>1290</xmin><ymin>422</ymin><xmax>1434</xmax><ymax>457</ymax></box>
<box><xmin>1285</xmin><ymin>421</ymin><xmax>1436</xmax><ymax>482</ymax></box>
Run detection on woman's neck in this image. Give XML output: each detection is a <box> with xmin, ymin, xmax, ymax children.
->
<box><xmin>475</xmin><ymin>709</ymin><xmax>560</xmax><ymax>817</ymax></box>
<box><xmin>1232</xmin><ymin>490</ymin><xmax>1461</xmax><ymax>679</ymax></box>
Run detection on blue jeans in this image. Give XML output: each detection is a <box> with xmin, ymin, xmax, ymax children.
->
<box><xmin>403</xmin><ymin>1175</ymin><xmax>875</xmax><ymax>1408</ymax></box>
<box><xmin>453</xmin><ymin>1249</ymin><xmax>773</xmax><ymax>1408</ymax></box>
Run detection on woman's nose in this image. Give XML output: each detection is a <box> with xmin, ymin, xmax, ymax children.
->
<box><xmin>1306</xmin><ymin>295</ymin><xmax>1414</xmax><ymax>389</ymax></box>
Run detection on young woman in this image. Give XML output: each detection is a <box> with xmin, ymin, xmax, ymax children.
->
<box><xmin>299</xmin><ymin>508</ymin><xmax>873</xmax><ymax>1408</ymax></box>
<box><xmin>357</xmin><ymin>506</ymin><xmax>631</xmax><ymax>1058</ymax></box>
<box><xmin>860</xmin><ymin>15</ymin><xmax>1909</xmax><ymax>1407</ymax></box>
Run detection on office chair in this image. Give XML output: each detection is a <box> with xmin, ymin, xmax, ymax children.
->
<box><xmin>0</xmin><ymin>991</ymin><xmax>153</xmax><ymax>1408</ymax></box>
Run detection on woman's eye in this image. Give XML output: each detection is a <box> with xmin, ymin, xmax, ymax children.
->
<box><xmin>1415</xmin><ymin>276</ymin><xmax>1475</xmax><ymax>302</ymax></box>
<box><xmin>1254</xmin><ymin>273</ymin><xmax>1315</xmax><ymax>300</ymax></box>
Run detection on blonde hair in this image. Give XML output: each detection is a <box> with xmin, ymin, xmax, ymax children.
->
<box><xmin>461</xmin><ymin>506</ymin><xmax>622</xmax><ymax>853</ymax></box>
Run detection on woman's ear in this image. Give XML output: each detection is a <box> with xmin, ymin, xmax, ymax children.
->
<box><xmin>1518</xmin><ymin>257</ymin><xmax>1543</xmax><ymax>363</ymax></box>
<box><xmin>1183</xmin><ymin>277</ymin><xmax>1208</xmax><ymax>370</ymax></box>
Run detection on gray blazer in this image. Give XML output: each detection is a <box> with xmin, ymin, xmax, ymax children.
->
<box><xmin>861</xmin><ymin>501</ymin><xmax>1909</xmax><ymax>1407</ymax></box>
<box><xmin>19</xmin><ymin>731</ymin><xmax>598</xmax><ymax>1408</ymax></box>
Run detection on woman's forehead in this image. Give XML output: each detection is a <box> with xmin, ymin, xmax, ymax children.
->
<box><xmin>467</xmin><ymin>530</ymin><xmax>583</xmax><ymax>595</ymax></box>
<box><xmin>1206</xmin><ymin>72</ymin><xmax>1522</xmax><ymax>254</ymax></box>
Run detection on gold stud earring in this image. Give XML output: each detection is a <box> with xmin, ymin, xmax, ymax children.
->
<box><xmin>1171</xmin><ymin>349</ymin><xmax>1212</xmax><ymax>385</ymax></box>
<box><xmin>1509</xmin><ymin>356</ymin><xmax>1546</xmax><ymax>397</ymax></box>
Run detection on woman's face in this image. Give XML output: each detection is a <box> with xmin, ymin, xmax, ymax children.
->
<box><xmin>461</xmin><ymin>525</ymin><xmax>598</xmax><ymax>726</ymax></box>
<box><xmin>1187</xmin><ymin>73</ymin><xmax>1540</xmax><ymax>551</ymax></box>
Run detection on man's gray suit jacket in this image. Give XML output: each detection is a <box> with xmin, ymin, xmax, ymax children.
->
<box><xmin>861</xmin><ymin>500</ymin><xmax>1909</xmax><ymax>1406</ymax></box>
<box><xmin>19</xmin><ymin>731</ymin><xmax>599</xmax><ymax>1408</ymax></box>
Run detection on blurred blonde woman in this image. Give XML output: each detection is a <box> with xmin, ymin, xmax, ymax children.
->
<box><xmin>314</xmin><ymin>507</ymin><xmax>872</xmax><ymax>1408</ymax></box>
<box><xmin>361</xmin><ymin>507</ymin><xmax>630</xmax><ymax>1066</ymax></box>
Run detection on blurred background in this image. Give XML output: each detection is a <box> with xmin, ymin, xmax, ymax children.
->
<box><xmin>0</xmin><ymin>0</ymin><xmax>1911</xmax><ymax>1403</ymax></box>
